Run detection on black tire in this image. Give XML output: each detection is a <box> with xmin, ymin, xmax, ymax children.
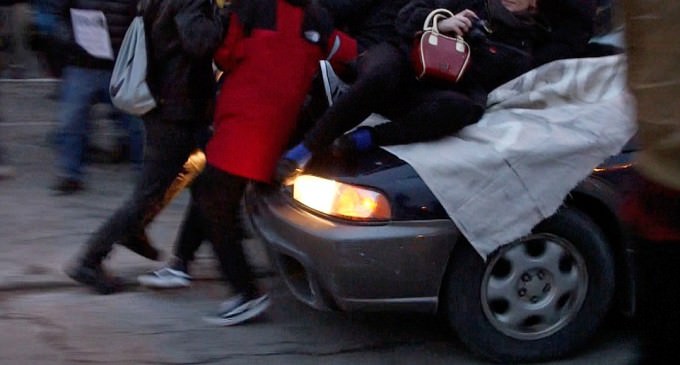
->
<box><xmin>443</xmin><ymin>207</ymin><xmax>615</xmax><ymax>363</ymax></box>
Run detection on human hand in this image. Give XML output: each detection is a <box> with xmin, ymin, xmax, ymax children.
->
<box><xmin>437</xmin><ymin>9</ymin><xmax>478</xmax><ymax>36</ymax></box>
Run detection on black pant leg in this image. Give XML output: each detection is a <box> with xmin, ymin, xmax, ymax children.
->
<box><xmin>374</xmin><ymin>88</ymin><xmax>483</xmax><ymax>146</ymax></box>
<box><xmin>302</xmin><ymin>42</ymin><xmax>407</xmax><ymax>152</ymax></box>
<box><xmin>638</xmin><ymin>245</ymin><xmax>680</xmax><ymax>362</ymax></box>
<box><xmin>193</xmin><ymin>164</ymin><xmax>258</xmax><ymax>297</ymax></box>
<box><xmin>172</xmin><ymin>200</ymin><xmax>205</xmax><ymax>263</ymax></box>
<box><xmin>80</xmin><ymin>116</ymin><xmax>198</xmax><ymax>265</ymax></box>
<box><xmin>167</xmin><ymin>125</ymin><xmax>213</xmax><ymax>264</ymax></box>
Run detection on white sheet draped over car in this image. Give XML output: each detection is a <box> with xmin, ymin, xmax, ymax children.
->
<box><xmin>374</xmin><ymin>54</ymin><xmax>636</xmax><ymax>259</ymax></box>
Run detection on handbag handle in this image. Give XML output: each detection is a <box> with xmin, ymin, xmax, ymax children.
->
<box><xmin>422</xmin><ymin>8</ymin><xmax>455</xmax><ymax>32</ymax></box>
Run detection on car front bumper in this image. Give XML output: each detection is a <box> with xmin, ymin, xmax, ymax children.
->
<box><xmin>246</xmin><ymin>185</ymin><xmax>461</xmax><ymax>313</ymax></box>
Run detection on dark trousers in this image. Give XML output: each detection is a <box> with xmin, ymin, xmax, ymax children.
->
<box><xmin>172</xmin><ymin>201</ymin><xmax>205</xmax><ymax>263</ymax></box>
<box><xmin>302</xmin><ymin>42</ymin><xmax>482</xmax><ymax>152</ymax></box>
<box><xmin>80</xmin><ymin>115</ymin><xmax>200</xmax><ymax>264</ymax></box>
<box><xmin>186</xmin><ymin>164</ymin><xmax>258</xmax><ymax>297</ymax></box>
<box><xmin>637</xmin><ymin>244</ymin><xmax>680</xmax><ymax>363</ymax></box>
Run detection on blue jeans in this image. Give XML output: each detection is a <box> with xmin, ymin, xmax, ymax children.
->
<box><xmin>113</xmin><ymin>112</ymin><xmax>145</xmax><ymax>167</ymax></box>
<box><xmin>55</xmin><ymin>66</ymin><xmax>145</xmax><ymax>180</ymax></box>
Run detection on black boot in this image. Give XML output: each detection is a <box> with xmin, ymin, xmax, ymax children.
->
<box><xmin>65</xmin><ymin>261</ymin><xmax>123</xmax><ymax>295</ymax></box>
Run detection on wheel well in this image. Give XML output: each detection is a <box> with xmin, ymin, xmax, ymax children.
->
<box><xmin>437</xmin><ymin>194</ymin><xmax>635</xmax><ymax>317</ymax></box>
<box><xmin>564</xmin><ymin>193</ymin><xmax>635</xmax><ymax>316</ymax></box>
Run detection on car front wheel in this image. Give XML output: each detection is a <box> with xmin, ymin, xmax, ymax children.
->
<box><xmin>443</xmin><ymin>207</ymin><xmax>615</xmax><ymax>363</ymax></box>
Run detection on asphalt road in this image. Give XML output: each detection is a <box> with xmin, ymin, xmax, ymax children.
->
<box><xmin>0</xmin><ymin>80</ymin><xmax>641</xmax><ymax>364</ymax></box>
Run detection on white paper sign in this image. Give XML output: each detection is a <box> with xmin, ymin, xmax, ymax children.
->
<box><xmin>70</xmin><ymin>9</ymin><xmax>114</xmax><ymax>60</ymax></box>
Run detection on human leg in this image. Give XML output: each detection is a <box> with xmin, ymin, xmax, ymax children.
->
<box><xmin>302</xmin><ymin>43</ymin><xmax>406</xmax><ymax>153</ymax></box>
<box><xmin>67</xmin><ymin>117</ymin><xmax>198</xmax><ymax>293</ymax></box>
<box><xmin>52</xmin><ymin>66</ymin><xmax>100</xmax><ymax>193</ymax></box>
<box><xmin>275</xmin><ymin>43</ymin><xmax>407</xmax><ymax>183</ymax></box>
<box><xmin>193</xmin><ymin>165</ymin><xmax>268</xmax><ymax>325</ymax></box>
<box><xmin>112</xmin><ymin>111</ymin><xmax>146</xmax><ymax>168</ymax></box>
<box><xmin>621</xmin><ymin>0</ymin><xmax>680</xmax><ymax>361</ymax></box>
<box><xmin>172</xmin><ymin>201</ymin><xmax>206</xmax><ymax>266</ymax></box>
<box><xmin>138</xmin><ymin>143</ymin><xmax>209</xmax><ymax>288</ymax></box>
<box><xmin>372</xmin><ymin>88</ymin><xmax>483</xmax><ymax>146</ymax></box>
<box><xmin>137</xmin><ymin>200</ymin><xmax>205</xmax><ymax>289</ymax></box>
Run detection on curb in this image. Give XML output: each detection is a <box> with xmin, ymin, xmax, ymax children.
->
<box><xmin>0</xmin><ymin>268</ymin><xmax>277</xmax><ymax>293</ymax></box>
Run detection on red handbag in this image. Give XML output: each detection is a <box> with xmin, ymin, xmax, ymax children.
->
<box><xmin>411</xmin><ymin>9</ymin><xmax>471</xmax><ymax>83</ymax></box>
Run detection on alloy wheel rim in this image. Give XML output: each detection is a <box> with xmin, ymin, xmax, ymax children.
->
<box><xmin>480</xmin><ymin>233</ymin><xmax>588</xmax><ymax>340</ymax></box>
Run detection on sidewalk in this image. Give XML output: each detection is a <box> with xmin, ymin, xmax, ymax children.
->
<box><xmin>0</xmin><ymin>79</ymin><xmax>272</xmax><ymax>292</ymax></box>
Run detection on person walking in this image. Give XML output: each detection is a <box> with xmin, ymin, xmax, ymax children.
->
<box><xmin>619</xmin><ymin>0</ymin><xmax>680</xmax><ymax>361</ymax></box>
<box><xmin>168</xmin><ymin>0</ymin><xmax>341</xmax><ymax>325</ymax></box>
<box><xmin>65</xmin><ymin>0</ymin><xmax>223</xmax><ymax>295</ymax></box>
<box><xmin>45</xmin><ymin>0</ymin><xmax>145</xmax><ymax>194</ymax></box>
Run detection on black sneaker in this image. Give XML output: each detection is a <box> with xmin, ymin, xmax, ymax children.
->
<box><xmin>118</xmin><ymin>232</ymin><xmax>161</xmax><ymax>261</ymax></box>
<box><xmin>51</xmin><ymin>178</ymin><xmax>84</xmax><ymax>195</ymax></box>
<box><xmin>65</xmin><ymin>262</ymin><xmax>122</xmax><ymax>295</ymax></box>
<box><xmin>203</xmin><ymin>293</ymin><xmax>270</xmax><ymax>326</ymax></box>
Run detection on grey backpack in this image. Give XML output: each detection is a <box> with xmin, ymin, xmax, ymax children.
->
<box><xmin>110</xmin><ymin>16</ymin><xmax>156</xmax><ymax>116</ymax></box>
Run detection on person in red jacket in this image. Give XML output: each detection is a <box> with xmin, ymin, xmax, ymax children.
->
<box><xmin>183</xmin><ymin>0</ymin><xmax>346</xmax><ymax>325</ymax></box>
<box><xmin>137</xmin><ymin>0</ymin><xmax>364</xmax><ymax>289</ymax></box>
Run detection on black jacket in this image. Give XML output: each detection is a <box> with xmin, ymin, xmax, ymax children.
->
<box><xmin>533</xmin><ymin>0</ymin><xmax>596</xmax><ymax>66</ymax></box>
<box><xmin>45</xmin><ymin>0</ymin><xmax>137</xmax><ymax>69</ymax></box>
<box><xmin>141</xmin><ymin>0</ymin><xmax>222</xmax><ymax>123</ymax></box>
<box><xmin>397</xmin><ymin>0</ymin><xmax>547</xmax><ymax>97</ymax></box>
<box><xmin>319</xmin><ymin>0</ymin><xmax>410</xmax><ymax>51</ymax></box>
<box><xmin>228</xmin><ymin>0</ymin><xmax>335</xmax><ymax>50</ymax></box>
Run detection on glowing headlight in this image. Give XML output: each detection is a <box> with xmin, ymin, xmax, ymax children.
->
<box><xmin>292</xmin><ymin>175</ymin><xmax>391</xmax><ymax>220</ymax></box>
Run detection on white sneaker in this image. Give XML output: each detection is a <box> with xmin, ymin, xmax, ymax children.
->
<box><xmin>320</xmin><ymin>60</ymin><xmax>349</xmax><ymax>107</ymax></box>
<box><xmin>137</xmin><ymin>267</ymin><xmax>192</xmax><ymax>289</ymax></box>
<box><xmin>203</xmin><ymin>293</ymin><xmax>270</xmax><ymax>326</ymax></box>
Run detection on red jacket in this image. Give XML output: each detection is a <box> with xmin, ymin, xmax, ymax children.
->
<box><xmin>207</xmin><ymin>0</ymin><xmax>354</xmax><ymax>183</ymax></box>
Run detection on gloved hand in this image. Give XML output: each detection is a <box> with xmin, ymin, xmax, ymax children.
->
<box><xmin>274</xmin><ymin>143</ymin><xmax>312</xmax><ymax>185</ymax></box>
<box><xmin>330</xmin><ymin>126</ymin><xmax>375</xmax><ymax>157</ymax></box>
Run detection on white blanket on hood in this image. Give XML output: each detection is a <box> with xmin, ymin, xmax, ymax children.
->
<box><xmin>376</xmin><ymin>55</ymin><xmax>636</xmax><ymax>259</ymax></box>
